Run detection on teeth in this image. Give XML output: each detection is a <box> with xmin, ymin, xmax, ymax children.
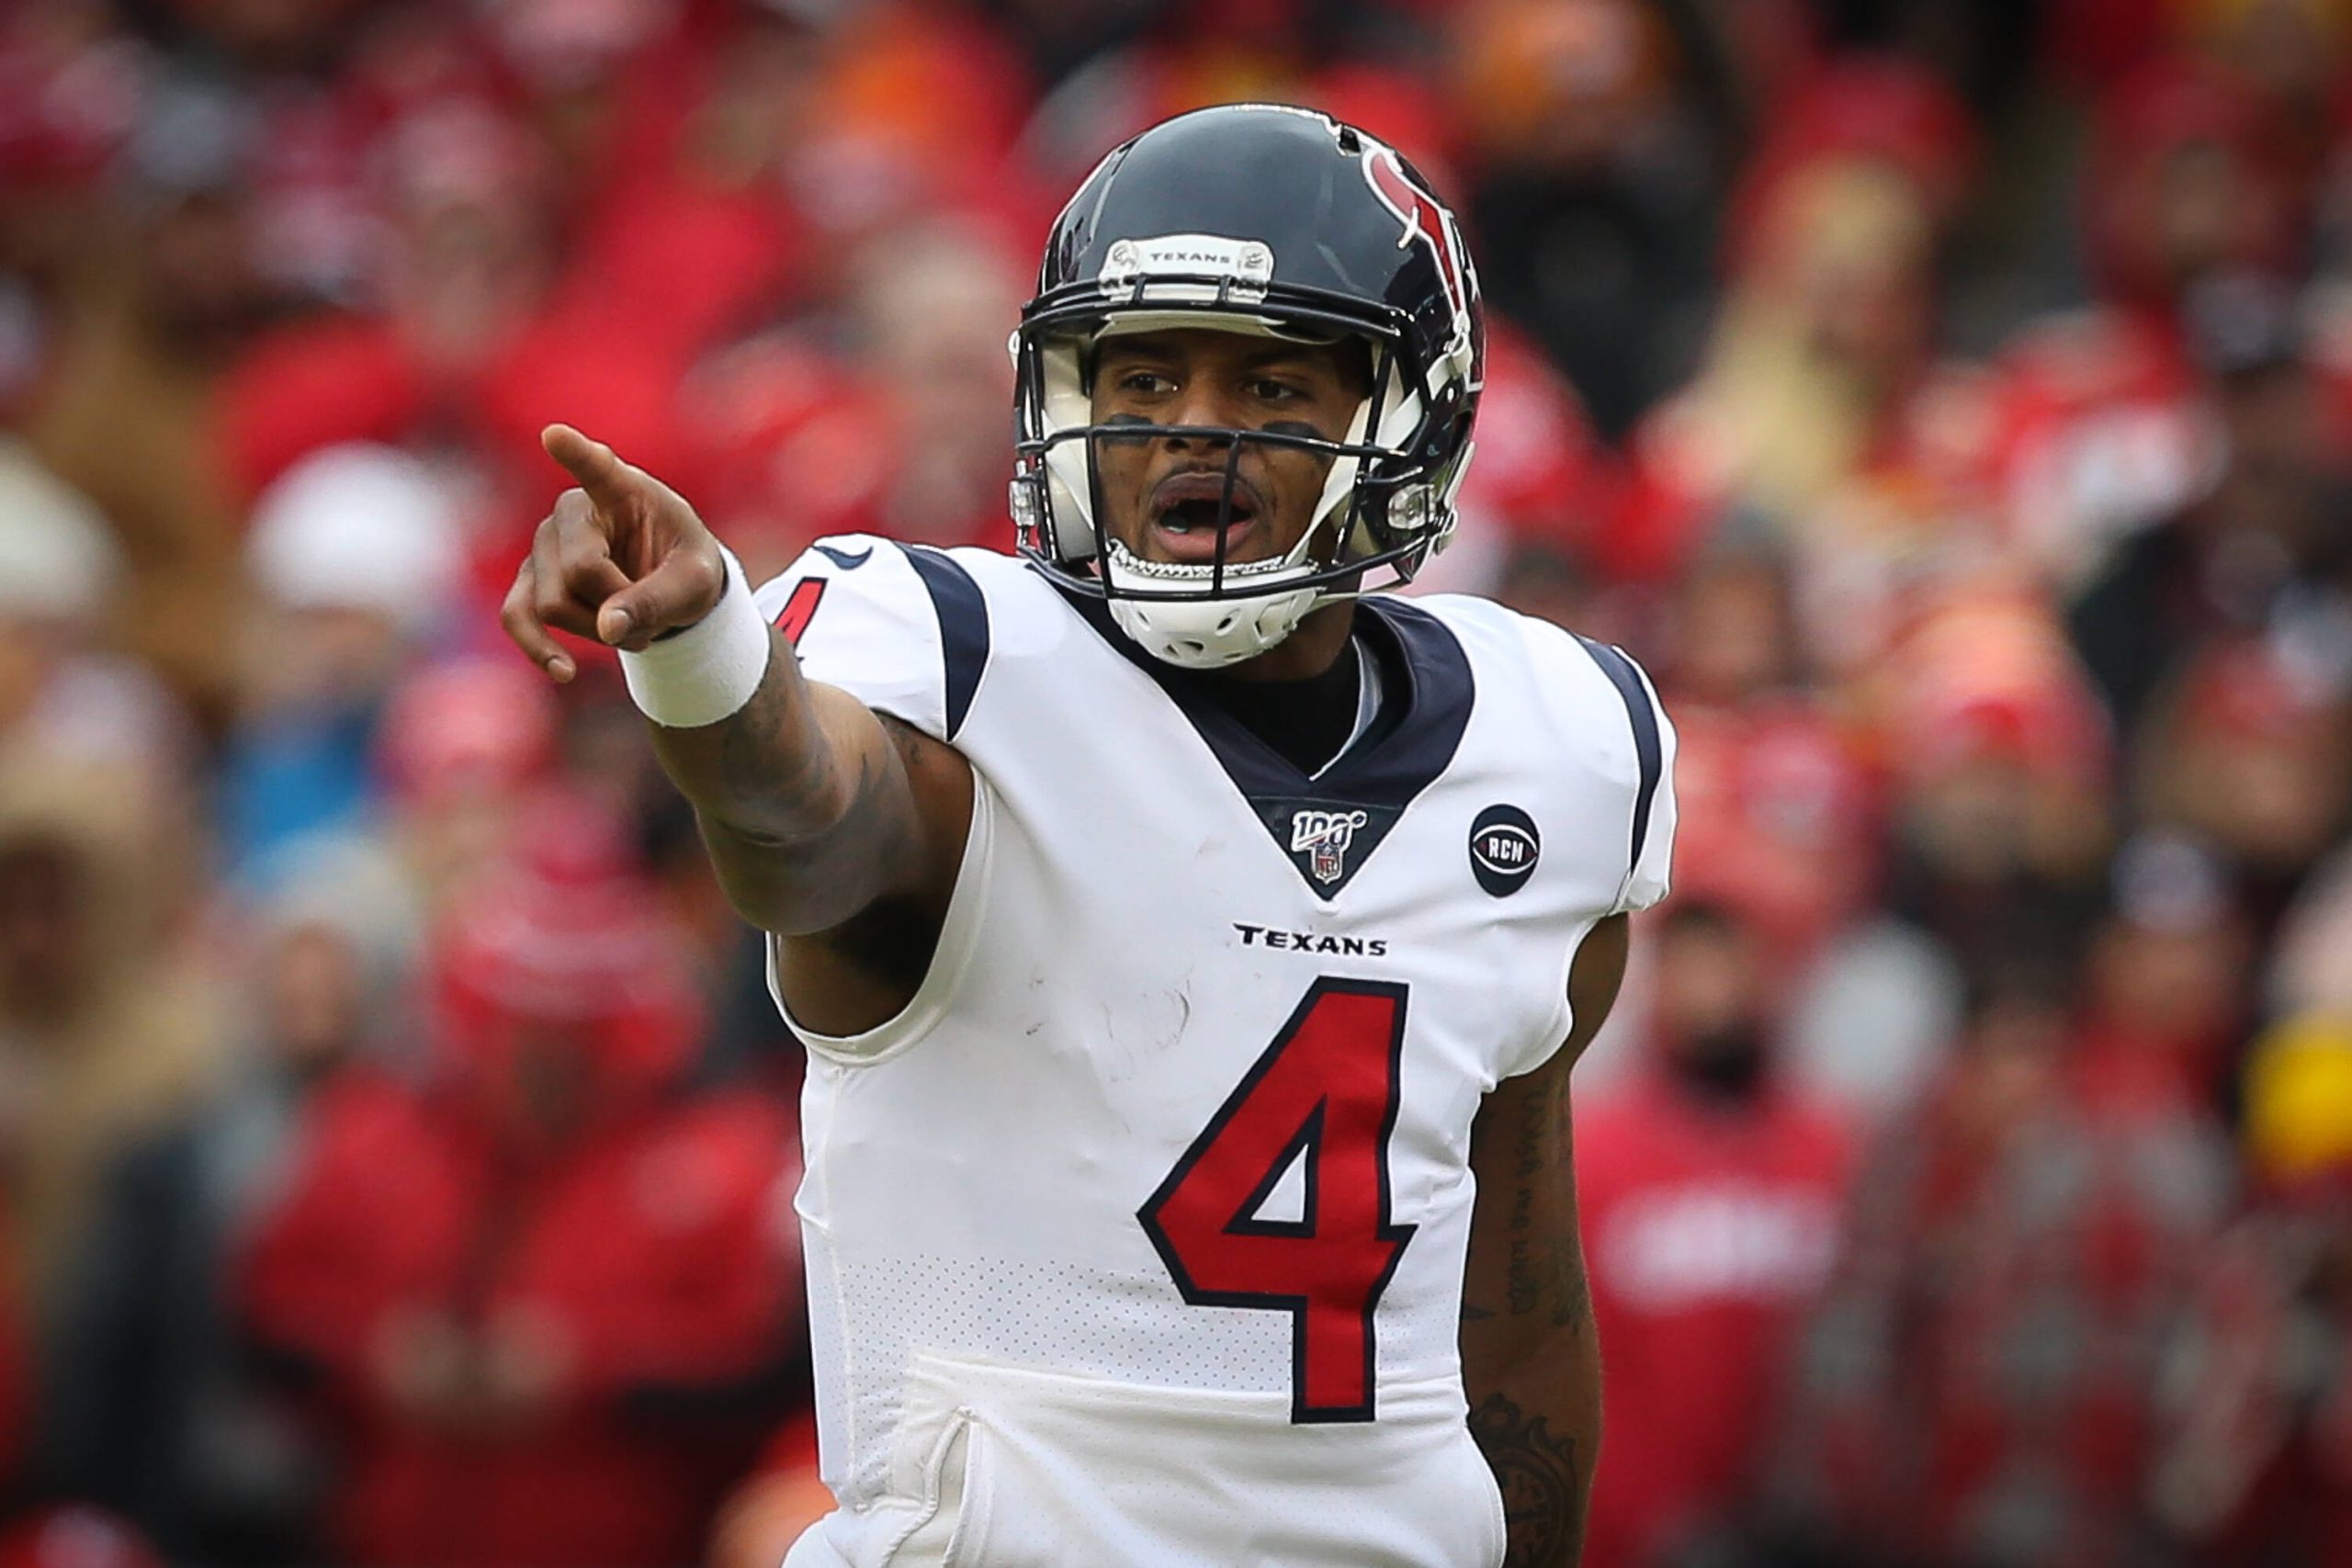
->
<box><xmin>1159</xmin><ymin>509</ymin><xmax>1246</xmax><ymax>535</ymax></box>
<box><xmin>1107</xmin><ymin>540</ymin><xmax>1294</xmax><ymax>581</ymax></box>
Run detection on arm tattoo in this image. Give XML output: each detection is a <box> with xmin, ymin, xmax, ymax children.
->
<box><xmin>706</xmin><ymin>684</ymin><xmax>914</xmax><ymax>875</ymax></box>
<box><xmin>1505</xmin><ymin>1066</ymin><xmax>1591</xmax><ymax>1330</ymax></box>
<box><xmin>643</xmin><ymin>623</ymin><xmax>967</xmax><ymax>944</ymax></box>
<box><xmin>1469</xmin><ymin>1392</ymin><xmax>1584</xmax><ymax>1568</ymax></box>
<box><xmin>714</xmin><ymin>674</ymin><xmax>848</xmax><ymax>835</ymax></box>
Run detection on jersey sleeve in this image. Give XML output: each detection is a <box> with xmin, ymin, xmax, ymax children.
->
<box><xmin>1611</xmin><ymin>654</ymin><xmax>1677</xmax><ymax>914</ymax></box>
<box><xmin>1553</xmin><ymin>631</ymin><xmax>1676</xmax><ymax>916</ymax></box>
<box><xmin>748</xmin><ymin>535</ymin><xmax>990</xmax><ymax>744</ymax></box>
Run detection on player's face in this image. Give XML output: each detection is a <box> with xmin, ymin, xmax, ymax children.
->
<box><xmin>1088</xmin><ymin>328</ymin><xmax>1372</xmax><ymax>570</ymax></box>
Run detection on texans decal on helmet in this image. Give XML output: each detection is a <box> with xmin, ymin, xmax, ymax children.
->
<box><xmin>1363</xmin><ymin>146</ymin><xmax>1472</xmax><ymax>338</ymax></box>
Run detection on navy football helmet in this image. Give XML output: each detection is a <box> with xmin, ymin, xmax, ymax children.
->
<box><xmin>1011</xmin><ymin>104</ymin><xmax>1485</xmax><ymax>667</ymax></box>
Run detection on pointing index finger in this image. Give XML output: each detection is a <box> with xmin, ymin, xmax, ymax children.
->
<box><xmin>541</xmin><ymin>423</ymin><xmax>642</xmax><ymax>513</ymax></box>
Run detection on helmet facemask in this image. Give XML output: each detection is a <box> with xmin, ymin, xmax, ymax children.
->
<box><xmin>1014</xmin><ymin>302</ymin><xmax>1473</xmax><ymax>669</ymax></box>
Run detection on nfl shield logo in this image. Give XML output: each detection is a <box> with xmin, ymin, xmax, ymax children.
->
<box><xmin>1290</xmin><ymin>808</ymin><xmax>1371</xmax><ymax>886</ymax></box>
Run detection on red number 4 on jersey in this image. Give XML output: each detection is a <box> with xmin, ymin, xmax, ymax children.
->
<box><xmin>774</xmin><ymin>579</ymin><xmax>828</xmax><ymax>644</ymax></box>
<box><xmin>1138</xmin><ymin>978</ymin><xmax>1416</xmax><ymax>1423</ymax></box>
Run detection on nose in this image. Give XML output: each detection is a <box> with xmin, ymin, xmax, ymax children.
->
<box><xmin>1161</xmin><ymin>378</ymin><xmax>1241</xmax><ymax>450</ymax></box>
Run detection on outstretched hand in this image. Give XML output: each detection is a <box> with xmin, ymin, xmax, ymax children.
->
<box><xmin>502</xmin><ymin>424</ymin><xmax>729</xmax><ymax>681</ymax></box>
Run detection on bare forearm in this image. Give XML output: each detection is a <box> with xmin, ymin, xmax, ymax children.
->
<box><xmin>648</xmin><ymin>627</ymin><xmax>826</xmax><ymax>833</ymax></box>
<box><xmin>648</xmin><ymin>639</ymin><xmax>921</xmax><ymax>933</ymax></box>
<box><xmin>1464</xmin><ymin>1286</ymin><xmax>1601</xmax><ymax>1568</ymax></box>
<box><xmin>1462</xmin><ymin>1020</ymin><xmax>1611</xmax><ymax>1568</ymax></box>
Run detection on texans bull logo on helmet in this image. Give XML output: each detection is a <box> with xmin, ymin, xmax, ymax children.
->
<box><xmin>1363</xmin><ymin>145</ymin><xmax>1474</xmax><ymax>340</ymax></box>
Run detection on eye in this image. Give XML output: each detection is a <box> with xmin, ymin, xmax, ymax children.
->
<box><xmin>1247</xmin><ymin>378</ymin><xmax>1304</xmax><ymax>403</ymax></box>
<box><xmin>1117</xmin><ymin>369</ymin><xmax>1177</xmax><ymax>395</ymax></box>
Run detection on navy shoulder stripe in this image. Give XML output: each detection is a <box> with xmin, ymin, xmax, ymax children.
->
<box><xmin>1576</xmin><ymin>636</ymin><xmax>1662</xmax><ymax>878</ymax></box>
<box><xmin>900</xmin><ymin>546</ymin><xmax>989</xmax><ymax>739</ymax></box>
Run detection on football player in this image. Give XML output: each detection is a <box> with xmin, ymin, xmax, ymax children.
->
<box><xmin>503</xmin><ymin>104</ymin><xmax>1676</xmax><ymax>1568</ymax></box>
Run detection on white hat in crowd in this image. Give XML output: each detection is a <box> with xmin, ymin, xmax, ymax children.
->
<box><xmin>246</xmin><ymin>443</ymin><xmax>466</xmax><ymax>636</ymax></box>
<box><xmin>0</xmin><ymin>436</ymin><xmax>120</xmax><ymax>626</ymax></box>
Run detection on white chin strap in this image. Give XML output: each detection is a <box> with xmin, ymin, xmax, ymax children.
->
<box><xmin>1102</xmin><ymin>540</ymin><xmax>1325</xmax><ymax>669</ymax></box>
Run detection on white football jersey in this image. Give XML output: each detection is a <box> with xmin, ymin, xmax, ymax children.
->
<box><xmin>752</xmin><ymin>537</ymin><xmax>1675</xmax><ymax>1568</ymax></box>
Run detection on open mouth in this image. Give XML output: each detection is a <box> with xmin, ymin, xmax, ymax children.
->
<box><xmin>1147</xmin><ymin>473</ymin><xmax>1263</xmax><ymax>564</ymax></box>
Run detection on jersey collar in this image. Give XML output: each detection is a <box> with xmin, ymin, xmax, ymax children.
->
<box><xmin>1053</xmin><ymin>580</ymin><xmax>1475</xmax><ymax>898</ymax></box>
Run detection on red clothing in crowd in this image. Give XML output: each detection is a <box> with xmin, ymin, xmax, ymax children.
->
<box><xmin>1576</xmin><ymin>1068</ymin><xmax>1854</xmax><ymax>1568</ymax></box>
<box><xmin>239</xmin><ymin>1068</ymin><xmax>795</xmax><ymax>1568</ymax></box>
<box><xmin>2158</xmin><ymin>1210</ymin><xmax>2352</xmax><ymax>1568</ymax></box>
<box><xmin>1779</xmin><ymin>1043</ymin><xmax>2233</xmax><ymax>1568</ymax></box>
<box><xmin>236</xmin><ymin>864</ymin><xmax>800</xmax><ymax>1568</ymax></box>
<box><xmin>1456</xmin><ymin>321</ymin><xmax>1616</xmax><ymax>553</ymax></box>
<box><xmin>0</xmin><ymin>1228</ymin><xmax>23</xmax><ymax>1491</ymax></box>
<box><xmin>1663</xmin><ymin>695</ymin><xmax>1879</xmax><ymax>972</ymax></box>
<box><xmin>1976</xmin><ymin>301</ymin><xmax>2211</xmax><ymax>581</ymax></box>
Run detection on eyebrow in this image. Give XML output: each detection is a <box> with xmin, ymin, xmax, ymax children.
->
<box><xmin>1096</xmin><ymin>341</ymin><xmax>1341</xmax><ymax>378</ymax></box>
<box><xmin>1241</xmin><ymin>349</ymin><xmax>1335</xmax><ymax>377</ymax></box>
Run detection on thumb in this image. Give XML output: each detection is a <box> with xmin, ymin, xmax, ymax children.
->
<box><xmin>596</xmin><ymin>543</ymin><xmax>727</xmax><ymax>648</ymax></box>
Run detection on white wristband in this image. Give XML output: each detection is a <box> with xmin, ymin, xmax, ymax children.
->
<box><xmin>619</xmin><ymin>546</ymin><xmax>773</xmax><ymax>728</ymax></box>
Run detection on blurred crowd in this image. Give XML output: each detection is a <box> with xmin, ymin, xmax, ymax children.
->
<box><xmin>4</xmin><ymin>0</ymin><xmax>2352</xmax><ymax>1565</ymax></box>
